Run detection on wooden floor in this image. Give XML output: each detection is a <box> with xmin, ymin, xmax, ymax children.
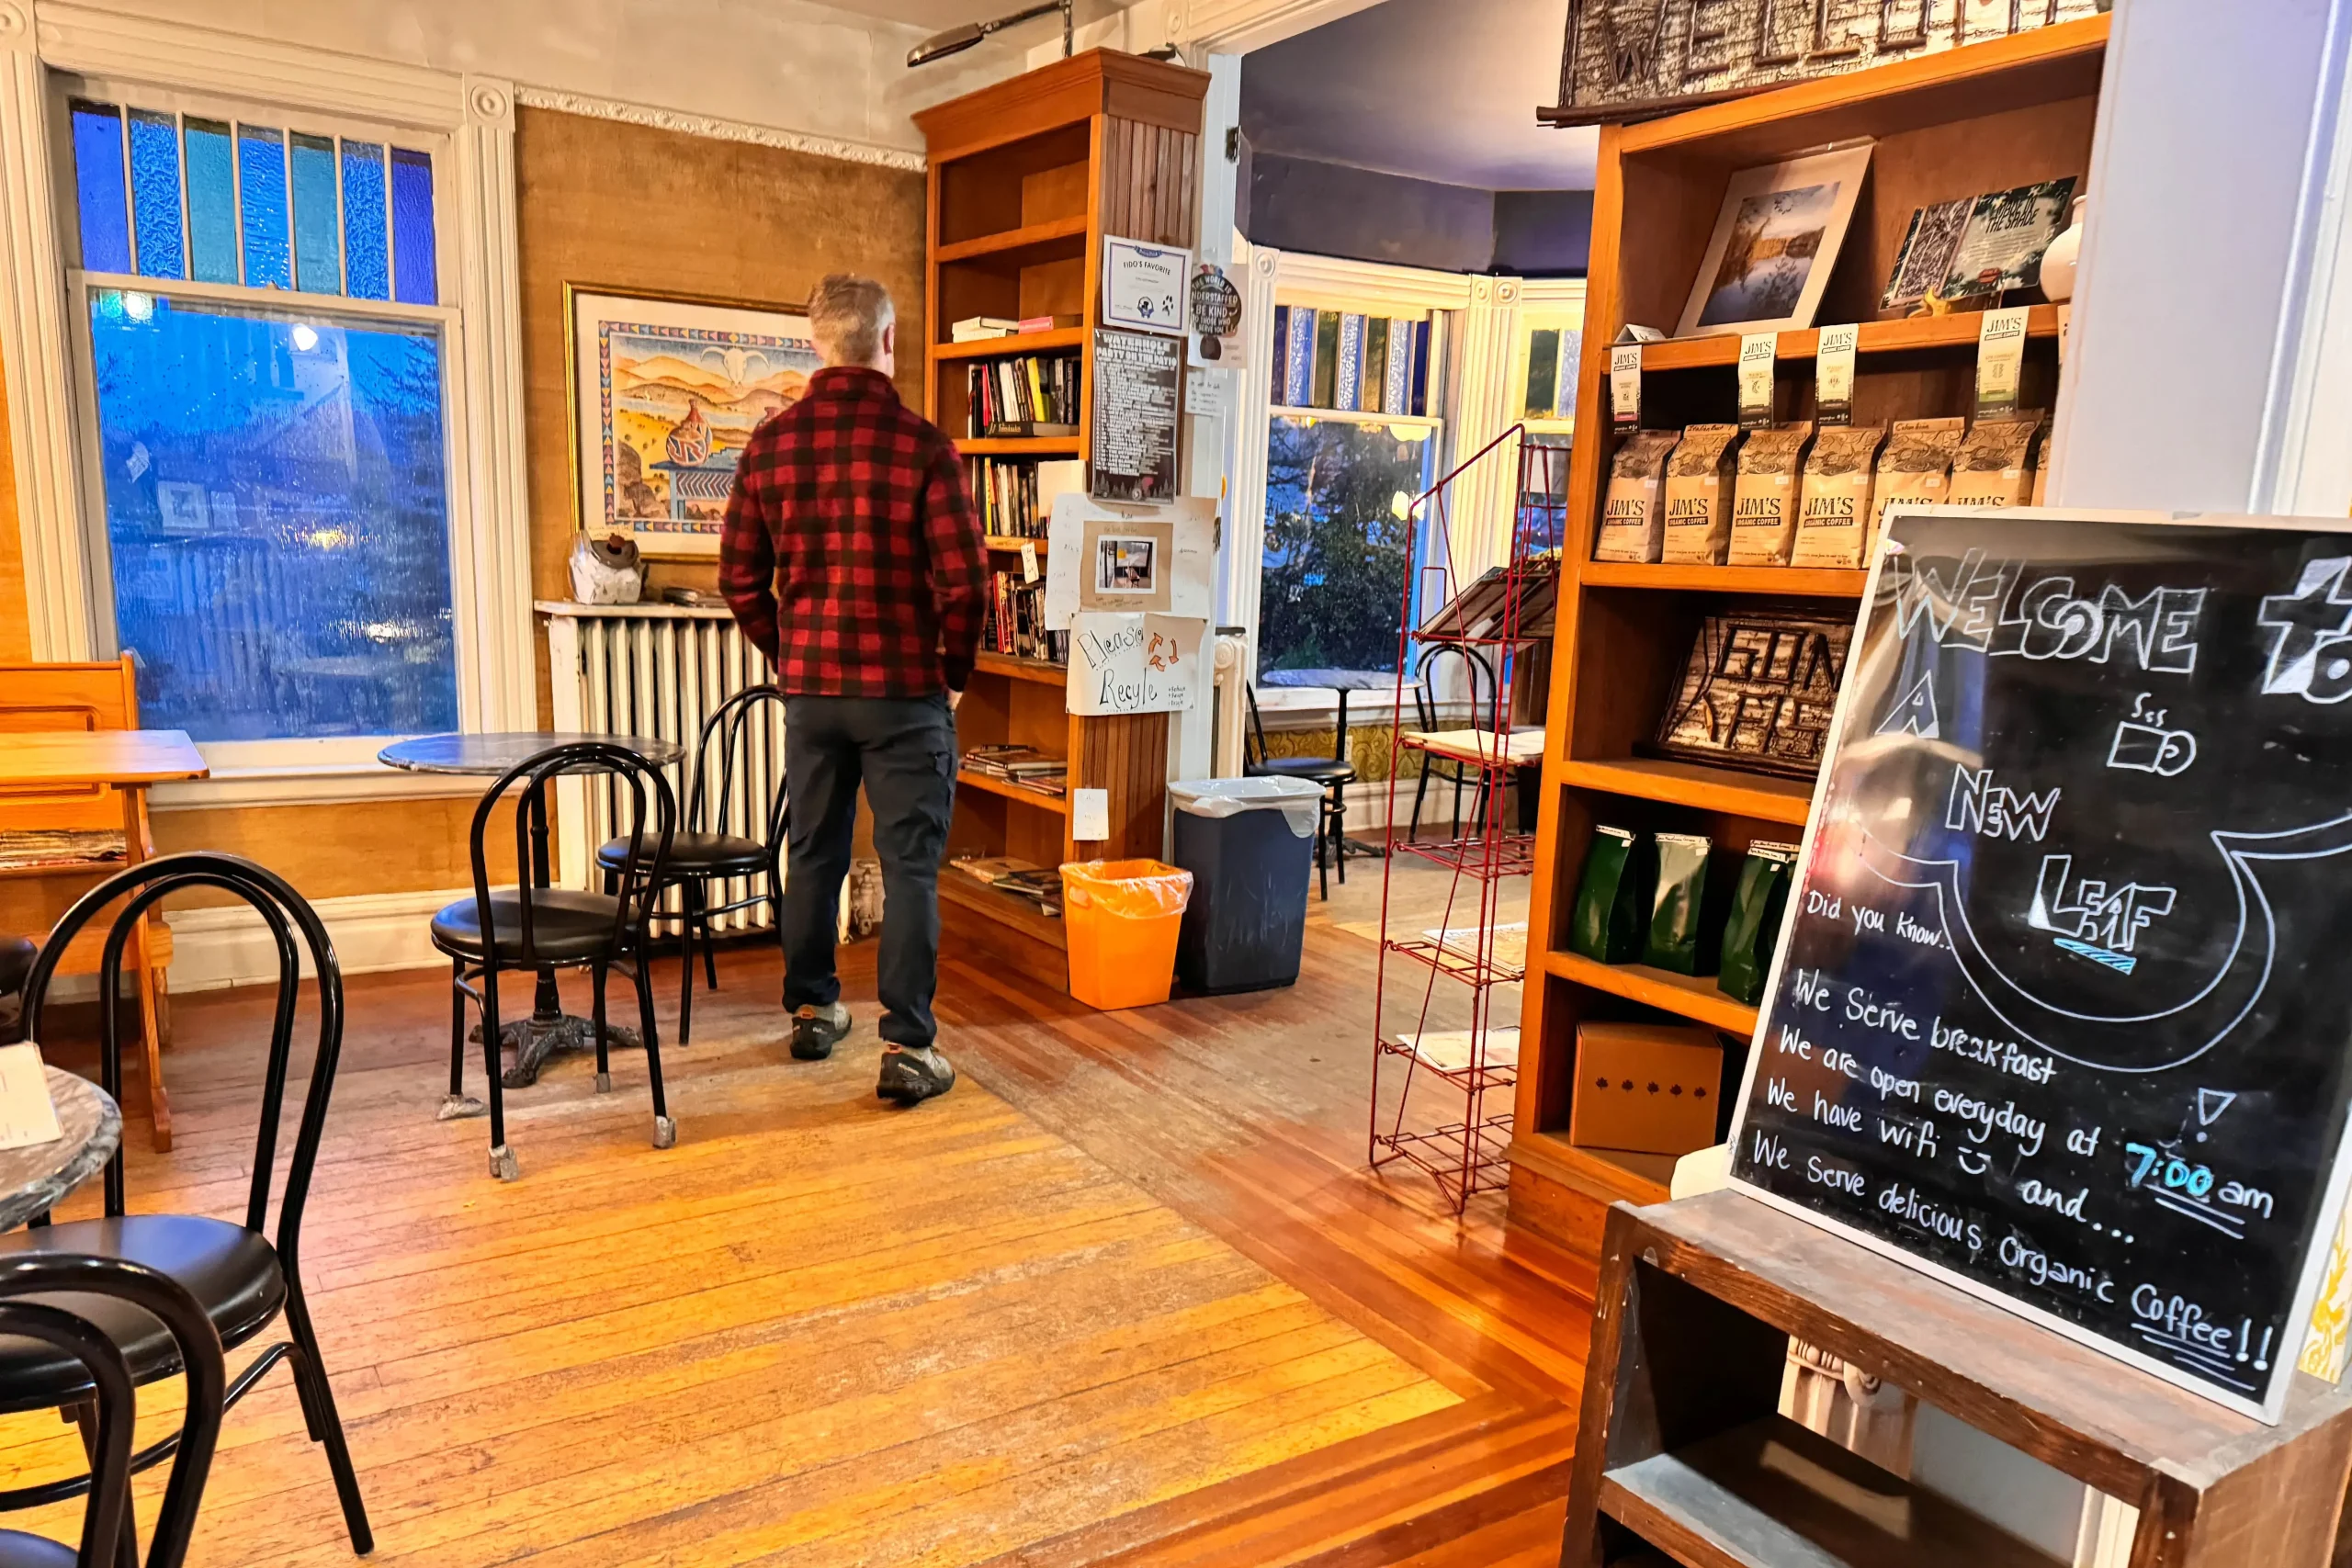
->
<box><xmin>2</xmin><ymin>862</ymin><xmax>1589</xmax><ymax>1565</ymax></box>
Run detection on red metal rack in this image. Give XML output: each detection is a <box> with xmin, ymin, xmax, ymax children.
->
<box><xmin>1367</xmin><ymin>429</ymin><xmax>1564</xmax><ymax>1213</ymax></box>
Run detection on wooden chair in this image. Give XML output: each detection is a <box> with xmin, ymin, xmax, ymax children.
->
<box><xmin>0</xmin><ymin>656</ymin><xmax>175</xmax><ymax>1148</ymax></box>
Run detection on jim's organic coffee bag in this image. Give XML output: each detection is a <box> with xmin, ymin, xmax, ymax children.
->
<box><xmin>1569</xmin><ymin>825</ymin><xmax>1655</xmax><ymax>964</ymax></box>
<box><xmin>1868</xmin><ymin>416</ymin><xmax>1966</xmax><ymax>544</ymax></box>
<box><xmin>1790</xmin><ymin>424</ymin><xmax>1888</xmax><ymax>569</ymax></box>
<box><xmin>1726</xmin><ymin>423</ymin><xmax>1814</xmax><ymax>566</ymax></box>
<box><xmin>1594</xmin><ymin>429</ymin><xmax>1680</xmax><ymax>562</ymax></box>
<box><xmin>1660</xmin><ymin>424</ymin><xmax>1744</xmax><ymax>566</ymax></box>
<box><xmin>1949</xmin><ymin>417</ymin><xmax>2043</xmax><ymax>508</ymax></box>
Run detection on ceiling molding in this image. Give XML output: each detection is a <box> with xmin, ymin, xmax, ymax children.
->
<box><xmin>512</xmin><ymin>85</ymin><xmax>926</xmax><ymax>172</ymax></box>
<box><xmin>1164</xmin><ymin>0</ymin><xmax>1385</xmax><ymax>54</ymax></box>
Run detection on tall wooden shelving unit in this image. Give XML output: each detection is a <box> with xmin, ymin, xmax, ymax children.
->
<box><xmin>1510</xmin><ymin>18</ymin><xmax>2108</xmax><ymax>1293</ymax></box>
<box><xmin>912</xmin><ymin>51</ymin><xmax>1208</xmax><ymax>991</ymax></box>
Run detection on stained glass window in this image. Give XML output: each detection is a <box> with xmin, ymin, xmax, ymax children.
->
<box><xmin>184</xmin><ymin>118</ymin><xmax>237</xmax><ymax>285</ymax></box>
<box><xmin>390</xmin><ymin>147</ymin><xmax>436</xmax><ymax>304</ymax></box>
<box><xmin>128</xmin><ymin>109</ymin><xmax>184</xmax><ymax>280</ymax></box>
<box><xmin>86</xmin><ymin>290</ymin><xmax>458</xmax><ymax>739</ymax></box>
<box><xmin>289</xmin><ymin>132</ymin><xmax>340</xmax><ymax>295</ymax></box>
<box><xmin>69</xmin><ymin>101</ymin><xmax>130</xmax><ymax>274</ymax></box>
<box><xmin>341</xmin><ymin>142</ymin><xmax>389</xmax><ymax>300</ymax></box>
<box><xmin>237</xmin><ymin>126</ymin><xmax>290</xmax><ymax>289</ymax></box>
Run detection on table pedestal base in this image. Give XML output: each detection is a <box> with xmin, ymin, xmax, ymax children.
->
<box><xmin>438</xmin><ymin>1012</ymin><xmax>648</xmax><ymax>1120</ymax></box>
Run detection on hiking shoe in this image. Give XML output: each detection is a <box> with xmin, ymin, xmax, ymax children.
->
<box><xmin>790</xmin><ymin>1002</ymin><xmax>851</xmax><ymax>1060</ymax></box>
<box><xmin>876</xmin><ymin>1044</ymin><xmax>956</xmax><ymax>1105</ymax></box>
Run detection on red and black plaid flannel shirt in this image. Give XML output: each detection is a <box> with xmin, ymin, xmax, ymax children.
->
<box><xmin>718</xmin><ymin>367</ymin><xmax>989</xmax><ymax>696</ymax></box>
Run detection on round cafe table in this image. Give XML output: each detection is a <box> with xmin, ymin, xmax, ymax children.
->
<box><xmin>379</xmin><ymin>732</ymin><xmax>686</xmax><ymax>1108</ymax></box>
<box><xmin>0</xmin><ymin>1068</ymin><xmax>121</xmax><ymax>1230</ymax></box>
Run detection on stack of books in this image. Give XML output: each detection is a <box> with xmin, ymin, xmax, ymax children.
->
<box><xmin>970</xmin><ymin>457</ymin><xmax>1082</xmax><ymax>540</ymax></box>
<box><xmin>962</xmin><ymin>744</ymin><xmax>1068</xmax><ymax>797</ymax></box>
<box><xmin>1271</xmin><ymin>305</ymin><xmax>1429</xmax><ymax>416</ymax></box>
<box><xmin>949</xmin><ymin>856</ymin><xmax>1065</xmax><ymax>917</ymax></box>
<box><xmin>952</xmin><ymin>313</ymin><xmax>1081</xmax><ymax>343</ymax></box>
<box><xmin>981</xmin><ymin>572</ymin><xmax>1066</xmax><ymax>664</ymax></box>
<box><xmin>967</xmin><ymin>354</ymin><xmax>1080</xmax><ymax>437</ymax></box>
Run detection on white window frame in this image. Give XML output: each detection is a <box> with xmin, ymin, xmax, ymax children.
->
<box><xmin>0</xmin><ymin>3</ymin><xmax>532</xmax><ymax>803</ymax></box>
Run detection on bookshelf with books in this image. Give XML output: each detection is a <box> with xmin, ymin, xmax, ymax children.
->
<box><xmin>913</xmin><ymin>49</ymin><xmax>1208</xmax><ymax>991</ymax></box>
<box><xmin>1509</xmin><ymin>17</ymin><xmax>2109</xmax><ymax>1295</ymax></box>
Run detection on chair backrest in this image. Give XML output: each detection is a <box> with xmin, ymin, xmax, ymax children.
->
<box><xmin>1415</xmin><ymin>645</ymin><xmax>1498</xmax><ymax>732</ymax></box>
<box><xmin>1243</xmin><ymin>681</ymin><xmax>1270</xmax><ymax>769</ymax></box>
<box><xmin>19</xmin><ymin>854</ymin><xmax>345</xmax><ymax>1251</ymax></box>
<box><xmin>0</xmin><ymin>656</ymin><xmax>139</xmax><ymax>831</ymax></box>
<box><xmin>684</xmin><ymin>685</ymin><xmax>787</xmax><ymax>852</ymax></box>
<box><xmin>0</xmin><ymin>1253</ymin><xmax>225</xmax><ymax>1568</ymax></box>
<box><xmin>470</xmin><ymin>743</ymin><xmax>675</xmax><ymax>967</ymax></box>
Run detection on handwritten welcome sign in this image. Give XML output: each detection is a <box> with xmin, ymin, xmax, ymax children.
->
<box><xmin>1731</xmin><ymin>510</ymin><xmax>2352</xmax><ymax>1422</ymax></box>
<box><xmin>1067</xmin><ymin>612</ymin><xmax>1204</xmax><ymax>716</ymax></box>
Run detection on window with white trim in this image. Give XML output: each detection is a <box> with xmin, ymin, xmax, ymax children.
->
<box><xmin>1510</xmin><ymin>300</ymin><xmax>1581</xmax><ymax>552</ymax></box>
<box><xmin>54</xmin><ymin>80</ymin><xmax>464</xmax><ymax>760</ymax></box>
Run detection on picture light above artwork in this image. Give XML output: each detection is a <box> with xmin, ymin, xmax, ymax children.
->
<box><xmin>908</xmin><ymin>0</ymin><xmax>1073</xmax><ymax>67</ymax></box>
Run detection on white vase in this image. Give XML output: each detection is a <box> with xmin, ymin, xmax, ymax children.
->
<box><xmin>2040</xmin><ymin>193</ymin><xmax>2087</xmax><ymax>303</ymax></box>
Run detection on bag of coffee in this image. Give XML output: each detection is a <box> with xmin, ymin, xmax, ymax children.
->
<box><xmin>1949</xmin><ymin>417</ymin><xmax>2043</xmax><ymax>508</ymax></box>
<box><xmin>1660</xmin><ymin>424</ymin><xmax>1744</xmax><ymax>566</ymax></box>
<box><xmin>1727</xmin><ymin>423</ymin><xmax>1815</xmax><ymax>567</ymax></box>
<box><xmin>1791</xmin><ymin>424</ymin><xmax>1888</xmax><ymax>569</ymax></box>
<box><xmin>1866</xmin><ymin>416</ymin><xmax>1965</xmax><ymax>546</ymax></box>
<box><xmin>1718</xmin><ymin>840</ymin><xmax>1801</xmax><ymax>1004</ymax></box>
<box><xmin>1594</xmin><ymin>430</ymin><xmax>1681</xmax><ymax>562</ymax></box>
<box><xmin>1569</xmin><ymin>825</ymin><xmax>1655</xmax><ymax>964</ymax></box>
<box><xmin>1642</xmin><ymin>831</ymin><xmax>1715</xmax><ymax>976</ymax></box>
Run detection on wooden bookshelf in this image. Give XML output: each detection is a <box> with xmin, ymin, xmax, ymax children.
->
<box><xmin>1511</xmin><ymin>18</ymin><xmax>2108</xmax><ymax>1292</ymax></box>
<box><xmin>913</xmin><ymin>51</ymin><xmax>1207</xmax><ymax>993</ymax></box>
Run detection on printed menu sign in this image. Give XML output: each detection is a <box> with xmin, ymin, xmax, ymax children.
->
<box><xmin>1731</xmin><ymin>510</ymin><xmax>2352</xmax><ymax>1422</ymax></box>
<box><xmin>1091</xmin><ymin>330</ymin><xmax>1181</xmax><ymax>504</ymax></box>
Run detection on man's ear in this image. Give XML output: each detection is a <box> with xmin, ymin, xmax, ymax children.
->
<box><xmin>881</xmin><ymin>320</ymin><xmax>898</xmax><ymax>359</ymax></box>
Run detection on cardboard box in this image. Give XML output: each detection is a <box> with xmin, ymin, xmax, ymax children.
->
<box><xmin>1570</xmin><ymin>1022</ymin><xmax>1725</xmax><ymax>1156</ymax></box>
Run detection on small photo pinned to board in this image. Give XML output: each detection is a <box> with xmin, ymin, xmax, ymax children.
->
<box><xmin>1095</xmin><ymin>536</ymin><xmax>1159</xmax><ymax>594</ymax></box>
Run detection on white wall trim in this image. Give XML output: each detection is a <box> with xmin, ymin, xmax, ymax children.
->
<box><xmin>1443</xmin><ymin>274</ymin><xmax>1524</xmax><ymax>584</ymax></box>
<box><xmin>164</xmin><ymin>887</ymin><xmax>463</xmax><ymax>991</ymax></box>
<box><xmin>1164</xmin><ymin>0</ymin><xmax>1385</xmax><ymax>53</ymax></box>
<box><xmin>511</xmin><ymin>85</ymin><xmax>926</xmax><ymax>174</ymax></box>
<box><xmin>1226</xmin><ymin>240</ymin><xmax>1281</xmax><ymax>678</ymax></box>
<box><xmin>1274</xmin><ymin>249</ymin><xmax>1477</xmax><ymax>314</ymax></box>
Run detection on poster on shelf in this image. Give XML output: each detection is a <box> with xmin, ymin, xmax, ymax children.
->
<box><xmin>1045</xmin><ymin>494</ymin><xmax>1213</xmax><ymax>627</ymax></box>
<box><xmin>1102</xmin><ymin>238</ymin><xmax>1192</xmax><ymax>337</ymax></box>
<box><xmin>1724</xmin><ymin>506</ymin><xmax>2352</xmax><ymax>1425</ymax></box>
<box><xmin>1091</xmin><ymin>330</ymin><xmax>1182</xmax><ymax>503</ymax></box>
<box><xmin>1066</xmin><ymin>612</ymin><xmax>1206</xmax><ymax>716</ymax></box>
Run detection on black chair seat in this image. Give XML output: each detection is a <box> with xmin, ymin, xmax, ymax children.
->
<box><xmin>0</xmin><ymin>1530</ymin><xmax>77</xmax><ymax>1567</ymax></box>
<box><xmin>1249</xmin><ymin>756</ymin><xmax>1356</xmax><ymax>787</ymax></box>
<box><xmin>0</xmin><ymin>937</ymin><xmax>33</xmax><ymax>998</ymax></box>
<box><xmin>431</xmin><ymin>889</ymin><xmax>621</xmax><ymax>963</ymax></box>
<box><xmin>0</xmin><ymin>1216</ymin><xmax>282</xmax><ymax>1412</ymax></box>
<box><xmin>595</xmin><ymin>830</ymin><xmax>767</xmax><ymax>877</ymax></box>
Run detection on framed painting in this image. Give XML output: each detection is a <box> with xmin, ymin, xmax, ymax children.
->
<box><xmin>567</xmin><ymin>286</ymin><xmax>823</xmax><ymax>558</ymax></box>
<box><xmin>1676</xmin><ymin>144</ymin><xmax>1873</xmax><ymax>339</ymax></box>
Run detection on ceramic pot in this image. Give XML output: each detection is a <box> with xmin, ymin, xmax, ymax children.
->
<box><xmin>2040</xmin><ymin>193</ymin><xmax>2088</xmax><ymax>303</ymax></box>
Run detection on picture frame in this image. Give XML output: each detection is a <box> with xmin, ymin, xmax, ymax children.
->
<box><xmin>566</xmin><ymin>284</ymin><xmax>824</xmax><ymax>558</ymax></box>
<box><xmin>1676</xmin><ymin>143</ymin><xmax>1873</xmax><ymax>339</ymax></box>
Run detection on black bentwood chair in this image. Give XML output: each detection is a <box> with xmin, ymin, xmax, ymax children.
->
<box><xmin>434</xmin><ymin>742</ymin><xmax>676</xmax><ymax>1181</ymax></box>
<box><xmin>0</xmin><ymin>1254</ymin><xmax>224</xmax><ymax>1568</ymax></box>
<box><xmin>14</xmin><ymin>852</ymin><xmax>369</xmax><ymax>1555</ymax></box>
<box><xmin>595</xmin><ymin>686</ymin><xmax>787</xmax><ymax>1048</ymax></box>
<box><xmin>1408</xmin><ymin>645</ymin><xmax>1500</xmax><ymax>843</ymax></box>
<box><xmin>1242</xmin><ymin>682</ymin><xmax>1354</xmax><ymax>901</ymax></box>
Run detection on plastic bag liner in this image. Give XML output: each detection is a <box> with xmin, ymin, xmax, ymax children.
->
<box><xmin>1166</xmin><ymin>777</ymin><xmax>1324</xmax><ymax>839</ymax></box>
<box><xmin>1059</xmin><ymin>860</ymin><xmax>1195</xmax><ymax>919</ymax></box>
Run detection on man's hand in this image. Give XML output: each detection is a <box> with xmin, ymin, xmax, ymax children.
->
<box><xmin>947</xmin><ymin>687</ymin><xmax>964</xmax><ymax>711</ymax></box>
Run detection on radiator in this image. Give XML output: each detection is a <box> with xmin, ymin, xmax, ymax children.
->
<box><xmin>1212</xmin><ymin>632</ymin><xmax>1250</xmax><ymax>777</ymax></box>
<box><xmin>541</xmin><ymin>603</ymin><xmax>780</xmax><ymax>937</ymax></box>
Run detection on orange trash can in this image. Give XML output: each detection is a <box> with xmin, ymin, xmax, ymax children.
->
<box><xmin>1060</xmin><ymin>860</ymin><xmax>1193</xmax><ymax>1010</ymax></box>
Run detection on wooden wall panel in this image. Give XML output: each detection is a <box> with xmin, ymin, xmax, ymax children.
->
<box><xmin>514</xmin><ymin>106</ymin><xmax>929</xmax><ymax>723</ymax></box>
<box><xmin>1098</xmin><ymin>118</ymin><xmax>1196</xmax><ymax>248</ymax></box>
<box><xmin>149</xmin><ymin>797</ymin><xmax>521</xmax><ymax>907</ymax></box>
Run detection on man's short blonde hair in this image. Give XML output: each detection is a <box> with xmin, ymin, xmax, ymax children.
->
<box><xmin>808</xmin><ymin>275</ymin><xmax>896</xmax><ymax>367</ymax></box>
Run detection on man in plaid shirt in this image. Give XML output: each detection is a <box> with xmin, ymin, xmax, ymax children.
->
<box><xmin>719</xmin><ymin>274</ymin><xmax>987</xmax><ymax>1104</ymax></box>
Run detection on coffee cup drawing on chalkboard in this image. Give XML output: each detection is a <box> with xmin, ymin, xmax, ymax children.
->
<box><xmin>2109</xmin><ymin>719</ymin><xmax>2198</xmax><ymax>776</ymax></box>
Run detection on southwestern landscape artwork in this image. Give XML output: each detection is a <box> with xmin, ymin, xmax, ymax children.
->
<box><xmin>570</xmin><ymin>288</ymin><xmax>822</xmax><ymax>557</ymax></box>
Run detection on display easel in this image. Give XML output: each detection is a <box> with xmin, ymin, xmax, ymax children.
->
<box><xmin>1565</xmin><ymin>1191</ymin><xmax>2352</xmax><ymax>1567</ymax></box>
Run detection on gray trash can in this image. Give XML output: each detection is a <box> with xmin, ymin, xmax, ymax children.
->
<box><xmin>1168</xmin><ymin>778</ymin><xmax>1325</xmax><ymax>994</ymax></box>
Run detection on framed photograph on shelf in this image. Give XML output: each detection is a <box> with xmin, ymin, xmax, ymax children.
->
<box><xmin>567</xmin><ymin>285</ymin><xmax>823</xmax><ymax>558</ymax></box>
<box><xmin>1676</xmin><ymin>144</ymin><xmax>1873</xmax><ymax>338</ymax></box>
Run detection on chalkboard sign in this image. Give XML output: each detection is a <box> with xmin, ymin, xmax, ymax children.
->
<box><xmin>1729</xmin><ymin>509</ymin><xmax>2352</xmax><ymax>1422</ymax></box>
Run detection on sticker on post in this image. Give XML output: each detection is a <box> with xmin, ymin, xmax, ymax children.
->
<box><xmin>1072</xmin><ymin>788</ymin><xmax>1110</xmax><ymax>842</ymax></box>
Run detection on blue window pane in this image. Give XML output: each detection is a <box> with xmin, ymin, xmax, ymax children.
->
<box><xmin>341</xmin><ymin>141</ymin><xmax>388</xmax><ymax>300</ymax></box>
<box><xmin>87</xmin><ymin>290</ymin><xmax>458</xmax><ymax>740</ymax></box>
<box><xmin>184</xmin><ymin>118</ymin><xmax>238</xmax><ymax>284</ymax></box>
<box><xmin>289</xmin><ymin>132</ymin><xmax>339</xmax><ymax>294</ymax></box>
<box><xmin>128</xmin><ymin>109</ymin><xmax>184</xmax><ymax>279</ymax></box>
<box><xmin>70</xmin><ymin>101</ymin><xmax>130</xmax><ymax>274</ymax></box>
<box><xmin>390</xmin><ymin>147</ymin><xmax>435</xmax><ymax>304</ymax></box>
<box><xmin>238</xmin><ymin>126</ymin><xmax>290</xmax><ymax>289</ymax></box>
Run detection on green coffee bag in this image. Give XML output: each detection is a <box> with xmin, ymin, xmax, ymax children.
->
<box><xmin>1718</xmin><ymin>840</ymin><xmax>1802</xmax><ymax>1004</ymax></box>
<box><xmin>1642</xmin><ymin>831</ymin><xmax>1714</xmax><ymax>975</ymax></box>
<box><xmin>1569</xmin><ymin>825</ymin><xmax>1654</xmax><ymax>964</ymax></box>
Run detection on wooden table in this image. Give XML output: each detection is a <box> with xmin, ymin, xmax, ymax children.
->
<box><xmin>0</xmin><ymin>1068</ymin><xmax>120</xmax><ymax>1229</ymax></box>
<box><xmin>0</xmin><ymin>730</ymin><xmax>206</xmax><ymax>1149</ymax></box>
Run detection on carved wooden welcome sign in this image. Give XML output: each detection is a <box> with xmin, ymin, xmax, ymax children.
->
<box><xmin>1541</xmin><ymin>0</ymin><xmax>2110</xmax><ymax>126</ymax></box>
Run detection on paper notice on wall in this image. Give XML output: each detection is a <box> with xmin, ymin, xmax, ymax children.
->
<box><xmin>1071</xmin><ymin>788</ymin><xmax>1111</xmax><ymax>842</ymax></box>
<box><xmin>1066</xmin><ymin>613</ymin><xmax>1206</xmax><ymax>716</ymax></box>
<box><xmin>1046</xmin><ymin>494</ymin><xmax>1214</xmax><ymax>629</ymax></box>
